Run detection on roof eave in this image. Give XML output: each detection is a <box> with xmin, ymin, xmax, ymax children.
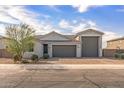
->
<box><xmin>76</xmin><ymin>29</ymin><xmax>104</xmax><ymax>36</ymax></box>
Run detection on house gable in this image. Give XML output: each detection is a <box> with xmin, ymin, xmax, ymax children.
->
<box><xmin>39</xmin><ymin>31</ymin><xmax>71</xmax><ymax>41</ymax></box>
<box><xmin>76</xmin><ymin>29</ymin><xmax>104</xmax><ymax>37</ymax></box>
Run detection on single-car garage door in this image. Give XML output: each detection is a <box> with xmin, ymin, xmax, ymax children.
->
<box><xmin>52</xmin><ymin>45</ymin><xmax>76</xmax><ymax>57</ymax></box>
<box><xmin>82</xmin><ymin>37</ymin><xmax>99</xmax><ymax>57</ymax></box>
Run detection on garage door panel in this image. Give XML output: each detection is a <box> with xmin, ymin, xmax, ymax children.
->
<box><xmin>52</xmin><ymin>45</ymin><xmax>76</xmax><ymax>57</ymax></box>
<box><xmin>82</xmin><ymin>37</ymin><xmax>98</xmax><ymax>57</ymax></box>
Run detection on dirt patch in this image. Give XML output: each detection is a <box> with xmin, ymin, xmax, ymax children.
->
<box><xmin>0</xmin><ymin>58</ymin><xmax>14</xmax><ymax>64</ymax></box>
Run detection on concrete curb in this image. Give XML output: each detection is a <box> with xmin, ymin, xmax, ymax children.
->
<box><xmin>0</xmin><ymin>64</ymin><xmax>124</xmax><ymax>69</ymax></box>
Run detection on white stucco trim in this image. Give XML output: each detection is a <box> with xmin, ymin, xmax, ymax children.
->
<box><xmin>76</xmin><ymin>44</ymin><xmax>81</xmax><ymax>57</ymax></box>
<box><xmin>48</xmin><ymin>43</ymin><xmax>52</xmax><ymax>57</ymax></box>
<box><xmin>79</xmin><ymin>34</ymin><xmax>102</xmax><ymax>37</ymax></box>
<box><xmin>98</xmin><ymin>36</ymin><xmax>103</xmax><ymax>57</ymax></box>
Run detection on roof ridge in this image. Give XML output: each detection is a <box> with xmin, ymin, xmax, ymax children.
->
<box><xmin>76</xmin><ymin>28</ymin><xmax>104</xmax><ymax>35</ymax></box>
<box><xmin>107</xmin><ymin>36</ymin><xmax>124</xmax><ymax>42</ymax></box>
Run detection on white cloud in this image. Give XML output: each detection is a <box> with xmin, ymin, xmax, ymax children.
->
<box><xmin>0</xmin><ymin>6</ymin><xmax>19</xmax><ymax>24</ymax></box>
<box><xmin>72</xmin><ymin>20</ymin><xmax>77</xmax><ymax>24</ymax></box>
<box><xmin>48</xmin><ymin>5</ymin><xmax>62</xmax><ymax>13</ymax></box>
<box><xmin>0</xmin><ymin>24</ymin><xmax>5</xmax><ymax>35</ymax></box>
<box><xmin>59</xmin><ymin>19</ymin><xmax>71</xmax><ymax>29</ymax></box>
<box><xmin>59</xmin><ymin>19</ymin><xmax>98</xmax><ymax>32</ymax></box>
<box><xmin>72</xmin><ymin>5</ymin><xmax>103</xmax><ymax>13</ymax></box>
<box><xmin>0</xmin><ymin>13</ymin><xmax>19</xmax><ymax>24</ymax></box>
<box><xmin>72</xmin><ymin>5</ymin><xmax>91</xmax><ymax>13</ymax></box>
<box><xmin>0</xmin><ymin>6</ymin><xmax>54</xmax><ymax>35</ymax></box>
<box><xmin>87</xmin><ymin>20</ymin><xmax>96</xmax><ymax>27</ymax></box>
<box><xmin>59</xmin><ymin>19</ymin><xmax>102</xmax><ymax>36</ymax></box>
<box><xmin>72</xmin><ymin>20</ymin><xmax>98</xmax><ymax>33</ymax></box>
<box><xmin>72</xmin><ymin>23</ymin><xmax>87</xmax><ymax>33</ymax></box>
<box><xmin>58</xmin><ymin>19</ymin><xmax>100</xmax><ymax>35</ymax></box>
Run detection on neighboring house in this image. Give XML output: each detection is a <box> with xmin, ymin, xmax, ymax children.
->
<box><xmin>25</xmin><ymin>29</ymin><xmax>104</xmax><ymax>58</ymax></box>
<box><xmin>0</xmin><ymin>35</ymin><xmax>12</xmax><ymax>58</ymax></box>
<box><xmin>103</xmin><ymin>37</ymin><xmax>124</xmax><ymax>57</ymax></box>
<box><xmin>107</xmin><ymin>37</ymin><xmax>124</xmax><ymax>49</ymax></box>
<box><xmin>0</xmin><ymin>35</ymin><xmax>5</xmax><ymax>49</ymax></box>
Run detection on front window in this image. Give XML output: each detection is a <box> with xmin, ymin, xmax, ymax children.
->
<box><xmin>43</xmin><ymin>44</ymin><xmax>48</xmax><ymax>54</ymax></box>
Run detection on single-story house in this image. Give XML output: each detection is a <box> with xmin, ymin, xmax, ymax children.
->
<box><xmin>0</xmin><ymin>35</ymin><xmax>12</xmax><ymax>58</ymax></box>
<box><xmin>103</xmin><ymin>36</ymin><xmax>124</xmax><ymax>57</ymax></box>
<box><xmin>107</xmin><ymin>36</ymin><xmax>124</xmax><ymax>49</ymax></box>
<box><xmin>24</xmin><ymin>29</ymin><xmax>104</xmax><ymax>58</ymax></box>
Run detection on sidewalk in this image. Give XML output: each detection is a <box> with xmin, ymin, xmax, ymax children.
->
<box><xmin>1</xmin><ymin>64</ymin><xmax>124</xmax><ymax>70</ymax></box>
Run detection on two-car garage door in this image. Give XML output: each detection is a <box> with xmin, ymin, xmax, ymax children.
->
<box><xmin>52</xmin><ymin>45</ymin><xmax>76</xmax><ymax>57</ymax></box>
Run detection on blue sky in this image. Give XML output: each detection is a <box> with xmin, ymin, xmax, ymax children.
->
<box><xmin>0</xmin><ymin>5</ymin><xmax>124</xmax><ymax>47</ymax></box>
<box><xmin>24</xmin><ymin>5</ymin><xmax>124</xmax><ymax>34</ymax></box>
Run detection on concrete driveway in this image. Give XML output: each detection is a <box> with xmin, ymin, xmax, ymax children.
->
<box><xmin>1</xmin><ymin>69</ymin><xmax>124</xmax><ymax>88</ymax></box>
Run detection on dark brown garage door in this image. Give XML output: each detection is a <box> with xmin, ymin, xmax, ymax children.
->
<box><xmin>82</xmin><ymin>37</ymin><xmax>98</xmax><ymax>57</ymax></box>
<box><xmin>52</xmin><ymin>45</ymin><xmax>76</xmax><ymax>57</ymax></box>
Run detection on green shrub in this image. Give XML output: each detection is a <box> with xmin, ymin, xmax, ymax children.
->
<box><xmin>21</xmin><ymin>59</ymin><xmax>29</xmax><ymax>64</ymax></box>
<box><xmin>43</xmin><ymin>53</ymin><xmax>49</xmax><ymax>59</ymax></box>
<box><xmin>117</xmin><ymin>49</ymin><xmax>124</xmax><ymax>54</ymax></box>
<box><xmin>120</xmin><ymin>53</ymin><xmax>124</xmax><ymax>59</ymax></box>
<box><xmin>114</xmin><ymin>53</ymin><xmax>121</xmax><ymax>59</ymax></box>
<box><xmin>31</xmin><ymin>54</ymin><xmax>39</xmax><ymax>63</ymax></box>
<box><xmin>13</xmin><ymin>54</ymin><xmax>20</xmax><ymax>63</ymax></box>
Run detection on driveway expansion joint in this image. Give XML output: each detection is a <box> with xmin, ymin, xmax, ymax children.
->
<box><xmin>13</xmin><ymin>70</ymin><xmax>36</xmax><ymax>88</ymax></box>
<box><xmin>82</xmin><ymin>73</ymin><xmax>102</xmax><ymax>88</ymax></box>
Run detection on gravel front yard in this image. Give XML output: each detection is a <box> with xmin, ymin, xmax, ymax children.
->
<box><xmin>0</xmin><ymin>58</ymin><xmax>124</xmax><ymax>64</ymax></box>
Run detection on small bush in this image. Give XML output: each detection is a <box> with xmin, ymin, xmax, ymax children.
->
<box><xmin>116</xmin><ymin>50</ymin><xmax>122</xmax><ymax>54</ymax></box>
<box><xmin>21</xmin><ymin>59</ymin><xmax>29</xmax><ymax>64</ymax></box>
<box><xmin>31</xmin><ymin>54</ymin><xmax>39</xmax><ymax>63</ymax></box>
<box><xmin>120</xmin><ymin>53</ymin><xmax>124</xmax><ymax>59</ymax></box>
<box><xmin>114</xmin><ymin>53</ymin><xmax>121</xmax><ymax>59</ymax></box>
<box><xmin>13</xmin><ymin>54</ymin><xmax>20</xmax><ymax>63</ymax></box>
<box><xmin>43</xmin><ymin>53</ymin><xmax>49</xmax><ymax>59</ymax></box>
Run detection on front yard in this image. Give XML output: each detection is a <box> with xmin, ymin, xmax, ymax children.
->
<box><xmin>0</xmin><ymin>58</ymin><xmax>124</xmax><ymax>64</ymax></box>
